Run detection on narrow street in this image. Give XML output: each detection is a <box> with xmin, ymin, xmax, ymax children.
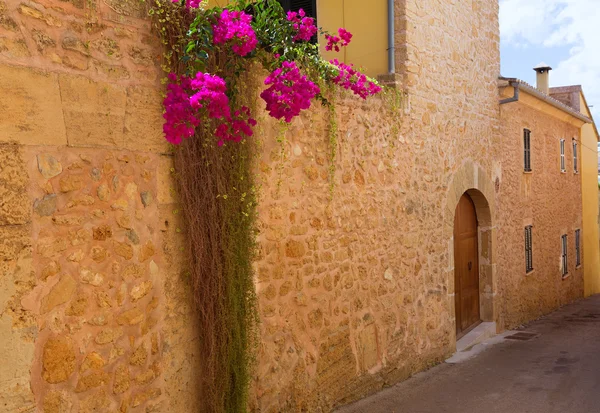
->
<box><xmin>338</xmin><ymin>295</ymin><xmax>600</xmax><ymax>413</ymax></box>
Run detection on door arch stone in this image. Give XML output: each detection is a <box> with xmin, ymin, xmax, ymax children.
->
<box><xmin>445</xmin><ymin>161</ymin><xmax>497</xmax><ymax>346</ymax></box>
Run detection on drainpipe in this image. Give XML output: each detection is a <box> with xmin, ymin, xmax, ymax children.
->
<box><xmin>500</xmin><ymin>81</ymin><xmax>520</xmax><ymax>105</ymax></box>
<box><xmin>387</xmin><ymin>0</ymin><xmax>395</xmax><ymax>73</ymax></box>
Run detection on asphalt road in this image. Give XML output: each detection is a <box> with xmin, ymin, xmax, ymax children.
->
<box><xmin>337</xmin><ymin>295</ymin><xmax>600</xmax><ymax>413</ymax></box>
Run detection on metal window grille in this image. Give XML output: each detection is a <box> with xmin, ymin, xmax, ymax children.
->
<box><xmin>560</xmin><ymin>139</ymin><xmax>566</xmax><ymax>172</ymax></box>
<box><xmin>575</xmin><ymin>229</ymin><xmax>581</xmax><ymax>267</ymax></box>
<box><xmin>561</xmin><ymin>234</ymin><xmax>568</xmax><ymax>276</ymax></box>
<box><xmin>573</xmin><ymin>140</ymin><xmax>578</xmax><ymax>173</ymax></box>
<box><xmin>524</xmin><ymin>129</ymin><xmax>531</xmax><ymax>172</ymax></box>
<box><xmin>525</xmin><ymin>225</ymin><xmax>533</xmax><ymax>273</ymax></box>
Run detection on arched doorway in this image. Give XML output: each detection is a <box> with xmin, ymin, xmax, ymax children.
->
<box><xmin>454</xmin><ymin>193</ymin><xmax>480</xmax><ymax>338</ymax></box>
<box><xmin>446</xmin><ymin>162</ymin><xmax>497</xmax><ymax>348</ymax></box>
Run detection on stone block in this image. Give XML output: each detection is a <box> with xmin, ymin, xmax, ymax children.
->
<box><xmin>0</xmin><ymin>145</ymin><xmax>29</xmax><ymax>225</ymax></box>
<box><xmin>40</xmin><ymin>274</ymin><xmax>77</xmax><ymax>314</ymax></box>
<box><xmin>0</xmin><ymin>65</ymin><xmax>66</xmax><ymax>145</ymax></box>
<box><xmin>58</xmin><ymin>74</ymin><xmax>127</xmax><ymax>147</ymax></box>
<box><xmin>0</xmin><ymin>37</ymin><xmax>31</xmax><ymax>58</ymax></box>
<box><xmin>157</xmin><ymin>155</ymin><xmax>176</xmax><ymax>204</ymax></box>
<box><xmin>42</xmin><ymin>336</ymin><xmax>76</xmax><ymax>383</ymax></box>
<box><xmin>123</xmin><ymin>86</ymin><xmax>169</xmax><ymax>154</ymax></box>
<box><xmin>357</xmin><ymin>322</ymin><xmax>379</xmax><ymax>372</ymax></box>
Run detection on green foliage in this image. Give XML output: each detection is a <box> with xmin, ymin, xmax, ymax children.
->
<box><xmin>148</xmin><ymin>2</ymin><xmax>388</xmax><ymax>411</ymax></box>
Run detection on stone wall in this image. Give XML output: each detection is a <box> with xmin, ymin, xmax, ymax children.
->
<box><xmin>0</xmin><ymin>1</ymin><xmax>201</xmax><ymax>412</ymax></box>
<box><xmin>251</xmin><ymin>0</ymin><xmax>502</xmax><ymax>411</ymax></box>
<box><xmin>497</xmin><ymin>101</ymin><xmax>584</xmax><ymax>330</ymax></box>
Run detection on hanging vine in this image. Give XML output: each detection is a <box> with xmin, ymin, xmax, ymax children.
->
<box><xmin>149</xmin><ymin>0</ymin><xmax>382</xmax><ymax>411</ymax></box>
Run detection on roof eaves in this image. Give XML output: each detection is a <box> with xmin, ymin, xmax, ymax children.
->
<box><xmin>499</xmin><ymin>77</ymin><xmax>592</xmax><ymax>124</ymax></box>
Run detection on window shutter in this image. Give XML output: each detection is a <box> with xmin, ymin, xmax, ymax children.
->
<box><xmin>524</xmin><ymin>129</ymin><xmax>531</xmax><ymax>172</ymax></box>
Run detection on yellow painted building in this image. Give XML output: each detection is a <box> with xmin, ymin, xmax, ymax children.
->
<box><xmin>208</xmin><ymin>0</ymin><xmax>390</xmax><ymax>78</ymax></box>
<box><xmin>317</xmin><ymin>0</ymin><xmax>388</xmax><ymax>77</ymax></box>
<box><xmin>550</xmin><ymin>86</ymin><xmax>600</xmax><ymax>296</ymax></box>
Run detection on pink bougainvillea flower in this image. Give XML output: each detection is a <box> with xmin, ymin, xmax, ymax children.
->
<box><xmin>329</xmin><ymin>59</ymin><xmax>381</xmax><ymax>99</ymax></box>
<box><xmin>171</xmin><ymin>0</ymin><xmax>202</xmax><ymax>9</ymax></box>
<box><xmin>215</xmin><ymin>106</ymin><xmax>257</xmax><ymax>146</ymax></box>
<box><xmin>325</xmin><ymin>28</ymin><xmax>353</xmax><ymax>52</ymax></box>
<box><xmin>163</xmin><ymin>72</ymin><xmax>257</xmax><ymax>145</ymax></box>
<box><xmin>286</xmin><ymin>8</ymin><xmax>317</xmax><ymax>42</ymax></box>
<box><xmin>189</xmin><ymin>72</ymin><xmax>231</xmax><ymax>119</ymax></box>
<box><xmin>260</xmin><ymin>60</ymin><xmax>320</xmax><ymax>122</ymax></box>
<box><xmin>213</xmin><ymin>9</ymin><xmax>258</xmax><ymax>56</ymax></box>
<box><xmin>163</xmin><ymin>73</ymin><xmax>201</xmax><ymax>145</ymax></box>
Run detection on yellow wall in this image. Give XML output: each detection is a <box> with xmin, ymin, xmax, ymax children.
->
<box><xmin>317</xmin><ymin>0</ymin><xmax>388</xmax><ymax>77</ymax></box>
<box><xmin>579</xmin><ymin>93</ymin><xmax>600</xmax><ymax>296</ymax></box>
<box><xmin>207</xmin><ymin>0</ymin><xmax>390</xmax><ymax>78</ymax></box>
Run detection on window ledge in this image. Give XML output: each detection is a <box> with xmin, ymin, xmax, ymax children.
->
<box><xmin>576</xmin><ymin>265</ymin><xmax>582</xmax><ymax>269</ymax></box>
<box><xmin>526</xmin><ymin>269</ymin><xmax>535</xmax><ymax>276</ymax></box>
<box><xmin>524</xmin><ymin>170</ymin><xmax>533</xmax><ymax>174</ymax></box>
<box><xmin>562</xmin><ymin>273</ymin><xmax>571</xmax><ymax>280</ymax></box>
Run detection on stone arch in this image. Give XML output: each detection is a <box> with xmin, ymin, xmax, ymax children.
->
<box><xmin>444</xmin><ymin>161</ymin><xmax>497</xmax><ymax>345</ymax></box>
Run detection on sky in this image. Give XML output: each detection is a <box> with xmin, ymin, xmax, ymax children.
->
<box><xmin>500</xmin><ymin>0</ymin><xmax>600</xmax><ymax>120</ymax></box>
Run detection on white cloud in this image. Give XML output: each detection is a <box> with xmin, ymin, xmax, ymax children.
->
<box><xmin>500</xmin><ymin>0</ymin><xmax>600</xmax><ymax>119</ymax></box>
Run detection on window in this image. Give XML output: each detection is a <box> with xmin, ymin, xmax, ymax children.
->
<box><xmin>573</xmin><ymin>140</ymin><xmax>578</xmax><ymax>173</ymax></box>
<box><xmin>575</xmin><ymin>229</ymin><xmax>581</xmax><ymax>267</ymax></box>
<box><xmin>525</xmin><ymin>225</ymin><xmax>533</xmax><ymax>273</ymax></box>
<box><xmin>560</xmin><ymin>139</ymin><xmax>566</xmax><ymax>172</ymax></box>
<box><xmin>561</xmin><ymin>234</ymin><xmax>568</xmax><ymax>276</ymax></box>
<box><xmin>278</xmin><ymin>0</ymin><xmax>317</xmax><ymax>19</ymax></box>
<box><xmin>278</xmin><ymin>0</ymin><xmax>317</xmax><ymax>42</ymax></box>
<box><xmin>524</xmin><ymin>129</ymin><xmax>532</xmax><ymax>172</ymax></box>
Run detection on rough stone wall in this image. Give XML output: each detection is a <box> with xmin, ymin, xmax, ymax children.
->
<box><xmin>251</xmin><ymin>0</ymin><xmax>502</xmax><ymax>411</ymax></box>
<box><xmin>0</xmin><ymin>1</ymin><xmax>201</xmax><ymax>412</ymax></box>
<box><xmin>497</xmin><ymin>102</ymin><xmax>584</xmax><ymax>330</ymax></box>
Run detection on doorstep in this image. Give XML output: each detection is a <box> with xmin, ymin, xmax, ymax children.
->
<box><xmin>446</xmin><ymin>323</ymin><xmax>518</xmax><ymax>364</ymax></box>
<box><xmin>456</xmin><ymin>322</ymin><xmax>497</xmax><ymax>352</ymax></box>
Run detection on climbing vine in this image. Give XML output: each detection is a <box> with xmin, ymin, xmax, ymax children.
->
<box><xmin>149</xmin><ymin>0</ymin><xmax>382</xmax><ymax>411</ymax></box>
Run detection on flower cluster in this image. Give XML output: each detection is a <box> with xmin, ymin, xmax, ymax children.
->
<box><xmin>330</xmin><ymin>59</ymin><xmax>381</xmax><ymax>99</ymax></box>
<box><xmin>164</xmin><ymin>72</ymin><xmax>256</xmax><ymax>146</ymax></box>
<box><xmin>213</xmin><ymin>10</ymin><xmax>258</xmax><ymax>56</ymax></box>
<box><xmin>260</xmin><ymin>61</ymin><xmax>320</xmax><ymax>122</ymax></box>
<box><xmin>171</xmin><ymin>0</ymin><xmax>202</xmax><ymax>9</ymax></box>
<box><xmin>286</xmin><ymin>8</ymin><xmax>317</xmax><ymax>42</ymax></box>
<box><xmin>215</xmin><ymin>107</ymin><xmax>257</xmax><ymax>146</ymax></box>
<box><xmin>189</xmin><ymin>72</ymin><xmax>230</xmax><ymax>119</ymax></box>
<box><xmin>325</xmin><ymin>28</ymin><xmax>353</xmax><ymax>52</ymax></box>
<box><xmin>163</xmin><ymin>74</ymin><xmax>200</xmax><ymax>145</ymax></box>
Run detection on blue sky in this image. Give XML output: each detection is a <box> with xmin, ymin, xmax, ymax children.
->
<box><xmin>500</xmin><ymin>0</ymin><xmax>600</xmax><ymax>120</ymax></box>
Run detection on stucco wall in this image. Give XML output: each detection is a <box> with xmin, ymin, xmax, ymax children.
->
<box><xmin>0</xmin><ymin>1</ymin><xmax>201</xmax><ymax>412</ymax></box>
<box><xmin>578</xmin><ymin>96</ymin><xmax>600</xmax><ymax>297</ymax></box>
<box><xmin>497</xmin><ymin>101</ymin><xmax>584</xmax><ymax>330</ymax></box>
<box><xmin>317</xmin><ymin>0</ymin><xmax>388</xmax><ymax>78</ymax></box>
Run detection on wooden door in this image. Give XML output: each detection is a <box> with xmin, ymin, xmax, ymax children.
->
<box><xmin>454</xmin><ymin>194</ymin><xmax>480</xmax><ymax>338</ymax></box>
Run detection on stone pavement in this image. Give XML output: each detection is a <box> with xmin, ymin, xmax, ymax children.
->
<box><xmin>337</xmin><ymin>295</ymin><xmax>600</xmax><ymax>413</ymax></box>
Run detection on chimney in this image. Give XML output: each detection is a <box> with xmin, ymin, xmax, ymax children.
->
<box><xmin>533</xmin><ymin>62</ymin><xmax>552</xmax><ymax>95</ymax></box>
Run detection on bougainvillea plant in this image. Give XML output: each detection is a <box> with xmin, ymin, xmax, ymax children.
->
<box><xmin>163</xmin><ymin>0</ymin><xmax>381</xmax><ymax>147</ymax></box>
<box><xmin>151</xmin><ymin>1</ymin><xmax>382</xmax><ymax>411</ymax></box>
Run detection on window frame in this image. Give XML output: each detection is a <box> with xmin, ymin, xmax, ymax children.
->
<box><xmin>560</xmin><ymin>139</ymin><xmax>566</xmax><ymax>173</ymax></box>
<box><xmin>575</xmin><ymin>229</ymin><xmax>581</xmax><ymax>267</ymax></box>
<box><xmin>523</xmin><ymin>129</ymin><xmax>532</xmax><ymax>172</ymax></box>
<box><xmin>525</xmin><ymin>225</ymin><xmax>533</xmax><ymax>273</ymax></box>
<box><xmin>573</xmin><ymin>139</ymin><xmax>579</xmax><ymax>174</ymax></box>
<box><xmin>561</xmin><ymin>234</ymin><xmax>568</xmax><ymax>277</ymax></box>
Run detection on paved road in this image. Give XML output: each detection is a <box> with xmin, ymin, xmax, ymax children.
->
<box><xmin>338</xmin><ymin>295</ymin><xmax>600</xmax><ymax>413</ymax></box>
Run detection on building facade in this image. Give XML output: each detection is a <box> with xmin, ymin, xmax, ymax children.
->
<box><xmin>0</xmin><ymin>0</ymin><xmax>596</xmax><ymax>412</ymax></box>
<box><xmin>549</xmin><ymin>85</ymin><xmax>600</xmax><ymax>297</ymax></box>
